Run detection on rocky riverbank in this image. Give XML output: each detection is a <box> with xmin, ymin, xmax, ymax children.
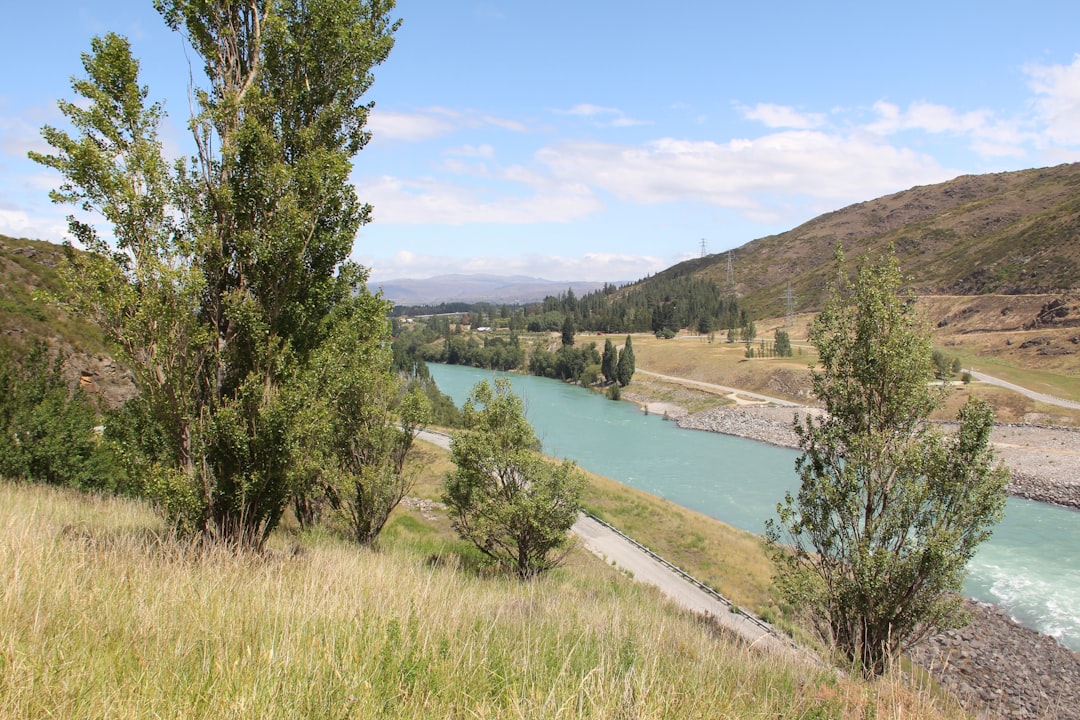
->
<box><xmin>911</xmin><ymin>601</ymin><xmax>1080</xmax><ymax>720</ymax></box>
<box><xmin>673</xmin><ymin>404</ymin><xmax>1080</xmax><ymax>719</ymax></box>
<box><xmin>676</xmin><ymin>406</ymin><xmax>1080</xmax><ymax>510</ymax></box>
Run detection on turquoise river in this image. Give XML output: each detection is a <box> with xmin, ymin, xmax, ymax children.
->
<box><xmin>427</xmin><ymin>363</ymin><xmax>1080</xmax><ymax>652</ymax></box>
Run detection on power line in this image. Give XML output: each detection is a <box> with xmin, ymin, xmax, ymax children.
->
<box><xmin>699</xmin><ymin>238</ymin><xmax>708</xmax><ymax>257</ymax></box>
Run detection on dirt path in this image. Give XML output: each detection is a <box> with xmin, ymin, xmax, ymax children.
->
<box><xmin>635</xmin><ymin>368</ymin><xmax>800</xmax><ymax>407</ymax></box>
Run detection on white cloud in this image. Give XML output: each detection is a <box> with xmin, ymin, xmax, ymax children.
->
<box><xmin>535</xmin><ymin>131</ymin><xmax>957</xmax><ymax>214</ymax></box>
<box><xmin>445</xmin><ymin>144</ymin><xmax>496</xmax><ymax>158</ymax></box>
<box><xmin>362</xmin><ymin>250</ymin><xmax>667</xmax><ymax>283</ymax></box>
<box><xmin>740</xmin><ymin>103</ymin><xmax>825</xmax><ymax>129</ymax></box>
<box><xmin>1027</xmin><ymin>55</ymin><xmax>1080</xmax><ymax>146</ymax></box>
<box><xmin>357</xmin><ymin>174</ymin><xmax>602</xmax><ymax>226</ymax></box>
<box><xmin>868</xmin><ymin>100</ymin><xmax>992</xmax><ymax>135</ymax></box>
<box><xmin>555</xmin><ymin>103</ymin><xmax>650</xmax><ymax>128</ymax></box>
<box><xmin>0</xmin><ymin>208</ymin><xmax>68</xmax><ymax>241</ymax></box>
<box><xmin>367</xmin><ymin>110</ymin><xmax>455</xmax><ymax>141</ymax></box>
<box><xmin>478</xmin><ymin>114</ymin><xmax>531</xmax><ymax>133</ymax></box>
<box><xmin>367</xmin><ymin>107</ymin><xmax>533</xmax><ymax>142</ymax></box>
<box><xmin>865</xmin><ymin>100</ymin><xmax>1028</xmax><ymax>156</ymax></box>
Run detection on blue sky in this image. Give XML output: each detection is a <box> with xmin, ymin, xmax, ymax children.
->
<box><xmin>3</xmin><ymin>1</ymin><xmax>1080</xmax><ymax>284</ymax></box>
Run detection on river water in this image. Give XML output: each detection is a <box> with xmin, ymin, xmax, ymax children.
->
<box><xmin>427</xmin><ymin>363</ymin><xmax>1080</xmax><ymax>651</ymax></box>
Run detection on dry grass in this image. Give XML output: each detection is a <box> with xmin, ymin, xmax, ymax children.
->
<box><xmin>0</xmin><ymin>480</ymin><xmax>971</xmax><ymax>719</ymax></box>
<box><xmin>628</xmin><ymin>333</ymin><xmax>817</xmax><ymax>405</ymax></box>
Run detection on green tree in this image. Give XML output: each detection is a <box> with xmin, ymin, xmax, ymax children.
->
<box><xmin>931</xmin><ymin>349</ymin><xmax>950</xmax><ymax>379</ymax></box>
<box><xmin>0</xmin><ymin>342</ymin><xmax>114</xmax><ymax>489</ymax></box>
<box><xmin>740</xmin><ymin>319</ymin><xmax>756</xmax><ymax>348</ymax></box>
<box><xmin>292</xmin><ymin>293</ymin><xmax>430</xmax><ymax>544</ymax></box>
<box><xmin>601</xmin><ymin>338</ymin><xmax>617</xmax><ymax>384</ymax></box>
<box><xmin>616</xmin><ymin>335</ymin><xmax>635</xmax><ymax>387</ymax></box>
<box><xmin>444</xmin><ymin>378</ymin><xmax>585</xmax><ymax>579</ymax></box>
<box><xmin>774</xmin><ymin>328</ymin><xmax>792</xmax><ymax>357</ymax></box>
<box><xmin>32</xmin><ymin>2</ymin><xmax>399</xmax><ymax>546</ymax></box>
<box><xmin>561</xmin><ymin>315</ymin><xmax>576</xmax><ymax>346</ymax></box>
<box><xmin>767</xmin><ymin>248</ymin><xmax>1008</xmax><ymax>678</ymax></box>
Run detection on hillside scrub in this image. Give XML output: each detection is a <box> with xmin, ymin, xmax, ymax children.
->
<box><xmin>0</xmin><ymin>480</ymin><xmax>971</xmax><ymax>719</ymax></box>
<box><xmin>0</xmin><ymin>342</ymin><xmax>123</xmax><ymax>492</ymax></box>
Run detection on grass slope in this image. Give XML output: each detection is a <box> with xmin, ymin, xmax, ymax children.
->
<box><xmin>0</xmin><ymin>235</ymin><xmax>104</xmax><ymax>355</ymax></box>
<box><xmin>0</xmin><ymin>477</ymin><xmax>970</xmax><ymax>719</ymax></box>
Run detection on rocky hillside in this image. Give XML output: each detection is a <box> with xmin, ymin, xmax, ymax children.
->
<box><xmin>647</xmin><ymin>162</ymin><xmax>1080</xmax><ymax>318</ymax></box>
<box><xmin>0</xmin><ymin>235</ymin><xmax>134</xmax><ymax>407</ymax></box>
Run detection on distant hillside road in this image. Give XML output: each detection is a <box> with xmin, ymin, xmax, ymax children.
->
<box><xmin>970</xmin><ymin>370</ymin><xmax>1080</xmax><ymax>410</ymax></box>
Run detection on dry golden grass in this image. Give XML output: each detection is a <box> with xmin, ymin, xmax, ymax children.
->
<box><xmin>0</xmin><ymin>479</ymin><xmax>972</xmax><ymax>719</ymax></box>
<box><xmin>628</xmin><ymin>333</ymin><xmax>816</xmax><ymax>405</ymax></box>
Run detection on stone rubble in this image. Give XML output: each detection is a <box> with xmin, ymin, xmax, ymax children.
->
<box><xmin>910</xmin><ymin>601</ymin><xmax>1080</xmax><ymax>720</ymax></box>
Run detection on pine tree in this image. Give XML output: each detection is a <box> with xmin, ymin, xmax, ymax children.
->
<box><xmin>616</xmin><ymin>335</ymin><xmax>635</xmax><ymax>387</ymax></box>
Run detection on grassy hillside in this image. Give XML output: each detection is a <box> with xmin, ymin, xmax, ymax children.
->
<box><xmin>0</xmin><ymin>234</ymin><xmax>135</xmax><ymax>405</ymax></box>
<box><xmin>0</xmin><ymin>472</ymin><xmax>970</xmax><ymax>719</ymax></box>
<box><xmin>629</xmin><ymin>163</ymin><xmax>1080</xmax><ymax>319</ymax></box>
<box><xmin>0</xmin><ymin>235</ymin><xmax>103</xmax><ymax>354</ymax></box>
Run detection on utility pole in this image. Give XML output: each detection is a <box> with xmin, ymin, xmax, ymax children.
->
<box><xmin>700</xmin><ymin>238</ymin><xmax>708</xmax><ymax>257</ymax></box>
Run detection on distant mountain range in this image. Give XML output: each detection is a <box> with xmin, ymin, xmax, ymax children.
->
<box><xmin>372</xmin><ymin>274</ymin><xmax>608</xmax><ymax>306</ymax></box>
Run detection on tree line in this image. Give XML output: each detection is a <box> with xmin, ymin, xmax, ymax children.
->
<box><xmin>393</xmin><ymin>319</ymin><xmax>636</xmax><ymax>390</ymax></box>
<box><xmin>394</xmin><ymin>274</ymin><xmax>753</xmax><ymax>339</ymax></box>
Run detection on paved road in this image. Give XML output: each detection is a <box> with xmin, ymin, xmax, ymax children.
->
<box><xmin>636</xmin><ymin>368</ymin><xmax>800</xmax><ymax>407</ymax></box>
<box><xmin>969</xmin><ymin>370</ymin><xmax>1080</xmax><ymax>410</ymax></box>
<box><xmin>415</xmin><ymin>428</ymin><xmax>801</xmax><ymax>660</ymax></box>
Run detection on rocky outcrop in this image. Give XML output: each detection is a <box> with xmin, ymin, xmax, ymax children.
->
<box><xmin>64</xmin><ymin>352</ymin><xmax>137</xmax><ymax>408</ymax></box>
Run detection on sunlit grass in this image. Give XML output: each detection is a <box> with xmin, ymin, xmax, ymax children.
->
<box><xmin>0</xmin><ymin>480</ymin><xmax>970</xmax><ymax>719</ymax></box>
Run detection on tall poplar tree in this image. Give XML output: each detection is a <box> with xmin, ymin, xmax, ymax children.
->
<box><xmin>32</xmin><ymin>0</ymin><xmax>401</xmax><ymax>547</ymax></box>
<box><xmin>601</xmin><ymin>338</ymin><xmax>617</xmax><ymax>384</ymax></box>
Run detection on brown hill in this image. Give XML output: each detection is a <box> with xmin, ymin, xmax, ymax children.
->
<box><xmin>659</xmin><ymin>162</ymin><xmax>1080</xmax><ymax>318</ymax></box>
